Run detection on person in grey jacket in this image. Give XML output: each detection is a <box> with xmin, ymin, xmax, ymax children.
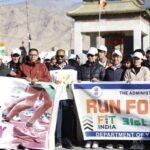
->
<box><xmin>124</xmin><ymin>51</ymin><xmax>150</xmax><ymax>150</ymax></box>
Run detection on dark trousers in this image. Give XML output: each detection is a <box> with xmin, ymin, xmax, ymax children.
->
<box><xmin>55</xmin><ymin>100</ymin><xmax>77</xmax><ymax>145</ymax></box>
<box><xmin>55</xmin><ymin>100</ymin><xmax>63</xmax><ymax>144</ymax></box>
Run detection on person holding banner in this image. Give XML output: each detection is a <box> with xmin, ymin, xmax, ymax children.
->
<box><xmin>124</xmin><ymin>51</ymin><xmax>150</xmax><ymax>150</ymax></box>
<box><xmin>104</xmin><ymin>49</ymin><xmax>125</xmax><ymax>149</ymax></box>
<box><xmin>50</xmin><ymin>49</ymin><xmax>77</xmax><ymax>149</ymax></box>
<box><xmin>124</xmin><ymin>52</ymin><xmax>150</xmax><ymax>82</ymax></box>
<box><xmin>7</xmin><ymin>48</ymin><xmax>22</xmax><ymax>121</ymax></box>
<box><xmin>3</xmin><ymin>48</ymin><xmax>52</xmax><ymax>131</ymax></box>
<box><xmin>78</xmin><ymin>47</ymin><xmax>105</xmax><ymax>149</ymax></box>
<box><xmin>7</xmin><ymin>48</ymin><xmax>21</xmax><ymax>77</ymax></box>
<box><xmin>104</xmin><ymin>50</ymin><xmax>125</xmax><ymax>82</ymax></box>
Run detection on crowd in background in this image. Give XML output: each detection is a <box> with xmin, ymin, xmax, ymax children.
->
<box><xmin>0</xmin><ymin>45</ymin><xmax>150</xmax><ymax>150</ymax></box>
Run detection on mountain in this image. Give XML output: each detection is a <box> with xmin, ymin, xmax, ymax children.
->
<box><xmin>30</xmin><ymin>0</ymin><xmax>80</xmax><ymax>11</ymax></box>
<box><xmin>0</xmin><ymin>0</ymin><xmax>81</xmax><ymax>54</ymax></box>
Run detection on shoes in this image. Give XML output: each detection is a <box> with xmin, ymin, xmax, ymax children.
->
<box><xmin>40</xmin><ymin>114</ymin><xmax>49</xmax><ymax>124</ymax></box>
<box><xmin>46</xmin><ymin>112</ymin><xmax>51</xmax><ymax>118</ymax></box>
<box><xmin>2</xmin><ymin>111</ymin><xmax>9</xmax><ymax>122</ymax></box>
<box><xmin>26</xmin><ymin>121</ymin><xmax>46</xmax><ymax>132</ymax></box>
<box><xmin>13</xmin><ymin>115</ymin><xmax>21</xmax><ymax>121</ymax></box>
<box><xmin>33</xmin><ymin>121</ymin><xmax>46</xmax><ymax>132</ymax></box>
<box><xmin>137</xmin><ymin>141</ymin><xmax>144</xmax><ymax>150</ymax></box>
<box><xmin>130</xmin><ymin>141</ymin><xmax>144</xmax><ymax>150</ymax></box>
<box><xmin>130</xmin><ymin>141</ymin><xmax>137</xmax><ymax>150</ymax></box>
<box><xmin>92</xmin><ymin>141</ymin><xmax>99</xmax><ymax>149</ymax></box>
<box><xmin>55</xmin><ymin>143</ymin><xmax>62</xmax><ymax>149</ymax></box>
<box><xmin>2</xmin><ymin>117</ymin><xmax>9</xmax><ymax>122</ymax></box>
<box><xmin>85</xmin><ymin>141</ymin><xmax>92</xmax><ymax>148</ymax></box>
<box><xmin>117</xmin><ymin>144</ymin><xmax>124</xmax><ymax>149</ymax></box>
<box><xmin>63</xmin><ymin>138</ymin><xmax>74</xmax><ymax>149</ymax></box>
<box><xmin>106</xmin><ymin>144</ymin><xmax>113</xmax><ymax>149</ymax></box>
<box><xmin>2</xmin><ymin>110</ymin><xmax>8</xmax><ymax>119</ymax></box>
<box><xmin>131</xmin><ymin>141</ymin><xmax>144</xmax><ymax>150</ymax></box>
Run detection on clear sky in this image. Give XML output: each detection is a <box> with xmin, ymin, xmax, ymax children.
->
<box><xmin>0</xmin><ymin>0</ymin><xmax>82</xmax><ymax>5</ymax></box>
<box><xmin>0</xmin><ymin>0</ymin><xmax>25</xmax><ymax>5</ymax></box>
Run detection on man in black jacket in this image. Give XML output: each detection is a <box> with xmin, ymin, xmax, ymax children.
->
<box><xmin>77</xmin><ymin>47</ymin><xmax>105</xmax><ymax>149</ymax></box>
<box><xmin>78</xmin><ymin>47</ymin><xmax>105</xmax><ymax>82</ymax></box>
<box><xmin>7</xmin><ymin>48</ymin><xmax>21</xmax><ymax>77</ymax></box>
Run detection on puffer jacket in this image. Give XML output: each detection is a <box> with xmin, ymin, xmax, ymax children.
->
<box><xmin>17</xmin><ymin>60</ymin><xmax>50</xmax><ymax>82</ymax></box>
<box><xmin>78</xmin><ymin>61</ymin><xmax>105</xmax><ymax>81</ymax></box>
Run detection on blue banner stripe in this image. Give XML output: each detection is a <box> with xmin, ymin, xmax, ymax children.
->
<box><xmin>74</xmin><ymin>84</ymin><xmax>150</xmax><ymax>90</ymax></box>
<box><xmin>85</xmin><ymin>131</ymin><xmax>150</xmax><ymax>138</ymax></box>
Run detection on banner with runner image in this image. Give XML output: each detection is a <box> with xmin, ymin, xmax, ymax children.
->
<box><xmin>0</xmin><ymin>77</ymin><xmax>56</xmax><ymax>149</ymax></box>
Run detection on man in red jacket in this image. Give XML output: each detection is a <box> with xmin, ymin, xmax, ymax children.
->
<box><xmin>3</xmin><ymin>48</ymin><xmax>52</xmax><ymax>129</ymax></box>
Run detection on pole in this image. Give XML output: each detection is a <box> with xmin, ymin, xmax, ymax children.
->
<box><xmin>99</xmin><ymin>0</ymin><xmax>101</xmax><ymax>39</ymax></box>
<box><xmin>70</xmin><ymin>18</ymin><xmax>74</xmax><ymax>53</ymax></box>
<box><xmin>98</xmin><ymin>0</ymin><xmax>107</xmax><ymax>46</ymax></box>
<box><xmin>98</xmin><ymin>0</ymin><xmax>102</xmax><ymax>47</ymax></box>
<box><xmin>26</xmin><ymin>0</ymin><xmax>31</xmax><ymax>51</ymax></box>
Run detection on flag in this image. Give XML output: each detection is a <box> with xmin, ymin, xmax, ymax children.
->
<box><xmin>99</xmin><ymin>0</ymin><xmax>107</xmax><ymax>9</ymax></box>
<box><xmin>0</xmin><ymin>42</ymin><xmax>5</xmax><ymax>56</ymax></box>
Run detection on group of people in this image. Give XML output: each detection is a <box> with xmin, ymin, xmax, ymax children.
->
<box><xmin>0</xmin><ymin>45</ymin><xmax>150</xmax><ymax>150</ymax></box>
<box><xmin>70</xmin><ymin>46</ymin><xmax>150</xmax><ymax>150</ymax></box>
<box><xmin>51</xmin><ymin>46</ymin><xmax>150</xmax><ymax>150</ymax></box>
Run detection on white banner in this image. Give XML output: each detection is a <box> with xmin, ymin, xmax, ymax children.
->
<box><xmin>72</xmin><ymin>82</ymin><xmax>150</xmax><ymax>141</ymax></box>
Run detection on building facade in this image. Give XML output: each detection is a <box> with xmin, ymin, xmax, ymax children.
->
<box><xmin>68</xmin><ymin>0</ymin><xmax>150</xmax><ymax>57</ymax></box>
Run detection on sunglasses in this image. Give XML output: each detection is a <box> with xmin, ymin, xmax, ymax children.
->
<box><xmin>45</xmin><ymin>59</ymin><xmax>50</xmax><ymax>61</ymax></box>
<box><xmin>87</xmin><ymin>54</ymin><xmax>95</xmax><ymax>57</ymax></box>
<box><xmin>12</xmin><ymin>54</ymin><xmax>20</xmax><ymax>57</ymax></box>
<box><xmin>56</xmin><ymin>55</ymin><xmax>64</xmax><ymax>58</ymax></box>
<box><xmin>98</xmin><ymin>49</ymin><xmax>105</xmax><ymax>53</ymax></box>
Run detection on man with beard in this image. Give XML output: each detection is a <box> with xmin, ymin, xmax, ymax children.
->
<box><xmin>50</xmin><ymin>49</ymin><xmax>77</xmax><ymax>149</ymax></box>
